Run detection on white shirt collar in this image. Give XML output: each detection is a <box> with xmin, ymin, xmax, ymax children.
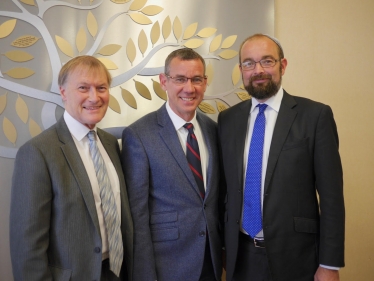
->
<box><xmin>251</xmin><ymin>86</ymin><xmax>284</xmax><ymax>113</ymax></box>
<box><xmin>166</xmin><ymin>101</ymin><xmax>198</xmax><ymax>131</ymax></box>
<box><xmin>63</xmin><ymin>111</ymin><xmax>97</xmax><ymax>141</ymax></box>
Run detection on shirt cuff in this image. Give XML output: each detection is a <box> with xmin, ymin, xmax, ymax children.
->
<box><xmin>320</xmin><ymin>264</ymin><xmax>340</xmax><ymax>270</ymax></box>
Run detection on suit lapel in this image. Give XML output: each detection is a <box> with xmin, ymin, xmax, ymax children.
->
<box><xmin>264</xmin><ymin>91</ymin><xmax>297</xmax><ymax>193</ymax></box>
<box><xmin>233</xmin><ymin>100</ymin><xmax>252</xmax><ymax>188</ymax></box>
<box><xmin>157</xmin><ymin>104</ymin><xmax>203</xmax><ymax>199</ymax></box>
<box><xmin>56</xmin><ymin>118</ymin><xmax>101</xmax><ymax>236</ymax></box>
<box><xmin>196</xmin><ymin>113</ymin><xmax>214</xmax><ymax>198</ymax></box>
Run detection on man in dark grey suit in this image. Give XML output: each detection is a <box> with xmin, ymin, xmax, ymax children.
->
<box><xmin>10</xmin><ymin>56</ymin><xmax>133</xmax><ymax>281</ymax></box>
<box><xmin>218</xmin><ymin>34</ymin><xmax>344</xmax><ymax>281</ymax></box>
<box><xmin>121</xmin><ymin>48</ymin><xmax>222</xmax><ymax>281</ymax></box>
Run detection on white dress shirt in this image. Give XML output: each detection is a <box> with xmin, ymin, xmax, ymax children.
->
<box><xmin>166</xmin><ymin>102</ymin><xmax>209</xmax><ymax>190</ymax></box>
<box><xmin>240</xmin><ymin>87</ymin><xmax>284</xmax><ymax>238</ymax></box>
<box><xmin>64</xmin><ymin>111</ymin><xmax>121</xmax><ymax>260</ymax></box>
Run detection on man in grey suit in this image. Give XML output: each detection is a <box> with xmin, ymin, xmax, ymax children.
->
<box><xmin>218</xmin><ymin>34</ymin><xmax>344</xmax><ymax>281</ymax></box>
<box><xmin>10</xmin><ymin>56</ymin><xmax>133</xmax><ymax>281</ymax></box>
<box><xmin>121</xmin><ymin>48</ymin><xmax>223</xmax><ymax>281</ymax></box>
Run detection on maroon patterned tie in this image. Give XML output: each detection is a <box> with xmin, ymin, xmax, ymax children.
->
<box><xmin>184</xmin><ymin>123</ymin><xmax>205</xmax><ymax>199</ymax></box>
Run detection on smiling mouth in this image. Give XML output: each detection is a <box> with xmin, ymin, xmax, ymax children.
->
<box><xmin>84</xmin><ymin>105</ymin><xmax>101</xmax><ymax>110</ymax></box>
<box><xmin>181</xmin><ymin>97</ymin><xmax>194</xmax><ymax>101</ymax></box>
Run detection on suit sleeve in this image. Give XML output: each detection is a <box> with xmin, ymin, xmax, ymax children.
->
<box><xmin>121</xmin><ymin>126</ymin><xmax>157</xmax><ymax>281</ymax></box>
<box><xmin>10</xmin><ymin>143</ymin><xmax>53</xmax><ymax>281</ymax></box>
<box><xmin>314</xmin><ymin>105</ymin><xmax>345</xmax><ymax>267</ymax></box>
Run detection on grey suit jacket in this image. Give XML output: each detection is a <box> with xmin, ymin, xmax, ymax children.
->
<box><xmin>218</xmin><ymin>91</ymin><xmax>345</xmax><ymax>281</ymax></box>
<box><xmin>10</xmin><ymin>116</ymin><xmax>133</xmax><ymax>281</ymax></box>
<box><xmin>121</xmin><ymin>104</ymin><xmax>222</xmax><ymax>281</ymax></box>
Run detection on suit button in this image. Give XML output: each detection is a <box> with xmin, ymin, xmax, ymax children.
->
<box><xmin>204</xmin><ymin>204</ymin><xmax>207</xmax><ymax>209</ymax></box>
<box><xmin>238</xmin><ymin>189</ymin><xmax>241</xmax><ymax>193</ymax></box>
<box><xmin>199</xmin><ymin>231</ymin><xmax>205</xmax><ymax>237</ymax></box>
<box><xmin>94</xmin><ymin>247</ymin><xmax>101</xmax><ymax>253</ymax></box>
<box><xmin>236</xmin><ymin>220</ymin><xmax>239</xmax><ymax>224</ymax></box>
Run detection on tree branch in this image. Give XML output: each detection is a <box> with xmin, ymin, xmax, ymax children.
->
<box><xmin>37</xmin><ymin>0</ymin><xmax>104</xmax><ymax>18</ymax></box>
<box><xmin>111</xmin><ymin>42</ymin><xmax>180</xmax><ymax>87</ymax></box>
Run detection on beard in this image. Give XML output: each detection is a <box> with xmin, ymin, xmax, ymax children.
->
<box><xmin>245</xmin><ymin>73</ymin><xmax>281</xmax><ymax>100</ymax></box>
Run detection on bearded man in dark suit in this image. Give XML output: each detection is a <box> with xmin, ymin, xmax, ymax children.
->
<box><xmin>218</xmin><ymin>34</ymin><xmax>344</xmax><ymax>281</ymax></box>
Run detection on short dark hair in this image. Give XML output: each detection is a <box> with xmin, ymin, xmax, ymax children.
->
<box><xmin>58</xmin><ymin>55</ymin><xmax>111</xmax><ymax>87</ymax></box>
<box><xmin>164</xmin><ymin>48</ymin><xmax>206</xmax><ymax>75</ymax></box>
<box><xmin>239</xmin><ymin>34</ymin><xmax>284</xmax><ymax>63</ymax></box>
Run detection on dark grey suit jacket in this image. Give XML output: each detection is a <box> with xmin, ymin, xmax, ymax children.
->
<box><xmin>218</xmin><ymin>91</ymin><xmax>344</xmax><ymax>281</ymax></box>
<box><xmin>10</xmin><ymin>116</ymin><xmax>133</xmax><ymax>281</ymax></box>
<box><xmin>121</xmin><ymin>104</ymin><xmax>222</xmax><ymax>281</ymax></box>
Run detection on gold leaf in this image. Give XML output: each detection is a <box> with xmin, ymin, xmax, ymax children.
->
<box><xmin>240</xmin><ymin>84</ymin><xmax>245</xmax><ymax>90</ymax></box>
<box><xmin>134</xmin><ymin>79</ymin><xmax>152</xmax><ymax>100</ymax></box>
<box><xmin>111</xmin><ymin>0</ymin><xmax>131</xmax><ymax>3</ymax></box>
<box><xmin>0</xmin><ymin>19</ymin><xmax>17</xmax><ymax>39</ymax></box>
<box><xmin>76</xmin><ymin>27</ymin><xmax>87</xmax><ymax>53</ymax></box>
<box><xmin>183</xmin><ymin>22</ymin><xmax>198</xmax><ymax>40</ymax></box>
<box><xmin>237</xmin><ymin>92</ymin><xmax>251</xmax><ymax>101</ymax></box>
<box><xmin>0</xmin><ymin>93</ymin><xmax>7</xmax><ymax>114</ymax></box>
<box><xmin>11</xmin><ymin>35</ymin><xmax>40</xmax><ymax>48</ymax></box>
<box><xmin>109</xmin><ymin>94</ymin><xmax>121</xmax><ymax>114</ymax></box>
<box><xmin>138</xmin><ymin>29</ymin><xmax>148</xmax><ymax>56</ymax></box>
<box><xmin>209</xmin><ymin>34</ymin><xmax>222</xmax><ymax>53</ymax></box>
<box><xmin>221</xmin><ymin>35</ymin><xmax>238</xmax><ymax>49</ymax></box>
<box><xmin>5</xmin><ymin>67</ymin><xmax>35</xmax><ymax>79</ymax></box>
<box><xmin>218</xmin><ymin>49</ymin><xmax>238</xmax><ymax>60</ymax></box>
<box><xmin>20</xmin><ymin>0</ymin><xmax>36</xmax><ymax>6</ymax></box>
<box><xmin>121</xmin><ymin>87</ymin><xmax>137</xmax><ymax>109</ymax></box>
<box><xmin>55</xmin><ymin>35</ymin><xmax>74</xmax><ymax>58</ymax></box>
<box><xmin>4</xmin><ymin>50</ymin><xmax>34</xmax><ymax>62</ymax></box>
<box><xmin>129</xmin><ymin>0</ymin><xmax>147</xmax><ymax>11</ymax></box>
<box><xmin>29</xmin><ymin>118</ymin><xmax>42</xmax><ymax>138</ymax></box>
<box><xmin>184</xmin><ymin>38</ymin><xmax>204</xmax><ymax>49</ymax></box>
<box><xmin>97</xmin><ymin>44</ymin><xmax>122</xmax><ymax>56</ymax></box>
<box><xmin>216</xmin><ymin>100</ymin><xmax>227</xmax><ymax>112</ymax></box>
<box><xmin>16</xmin><ymin>95</ymin><xmax>28</xmax><ymax>123</ymax></box>
<box><xmin>126</xmin><ymin>38</ymin><xmax>136</xmax><ymax>64</ymax></box>
<box><xmin>128</xmin><ymin>13</ymin><xmax>152</xmax><ymax>25</ymax></box>
<box><xmin>197</xmin><ymin>27</ymin><xmax>217</xmax><ymax>38</ymax></box>
<box><xmin>97</xmin><ymin>57</ymin><xmax>118</xmax><ymax>70</ymax></box>
<box><xmin>141</xmin><ymin>5</ymin><xmax>163</xmax><ymax>16</ymax></box>
<box><xmin>162</xmin><ymin>16</ymin><xmax>171</xmax><ymax>41</ymax></box>
<box><xmin>87</xmin><ymin>11</ymin><xmax>98</xmax><ymax>38</ymax></box>
<box><xmin>150</xmin><ymin>21</ymin><xmax>160</xmax><ymax>46</ymax></box>
<box><xmin>206</xmin><ymin>63</ymin><xmax>214</xmax><ymax>86</ymax></box>
<box><xmin>173</xmin><ymin>17</ymin><xmax>182</xmax><ymax>41</ymax></box>
<box><xmin>152</xmin><ymin>79</ymin><xmax>167</xmax><ymax>101</ymax></box>
<box><xmin>231</xmin><ymin>63</ymin><xmax>241</xmax><ymax>86</ymax></box>
<box><xmin>198</xmin><ymin>102</ymin><xmax>216</xmax><ymax>114</ymax></box>
<box><xmin>3</xmin><ymin>117</ymin><xmax>17</xmax><ymax>145</ymax></box>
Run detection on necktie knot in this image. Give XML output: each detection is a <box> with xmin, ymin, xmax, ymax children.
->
<box><xmin>257</xmin><ymin>103</ymin><xmax>268</xmax><ymax>114</ymax></box>
<box><xmin>87</xmin><ymin>130</ymin><xmax>95</xmax><ymax>141</ymax></box>
<box><xmin>183</xmin><ymin>123</ymin><xmax>194</xmax><ymax>133</ymax></box>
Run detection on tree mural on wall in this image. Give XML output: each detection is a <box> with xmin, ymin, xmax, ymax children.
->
<box><xmin>0</xmin><ymin>0</ymin><xmax>250</xmax><ymax>158</ymax></box>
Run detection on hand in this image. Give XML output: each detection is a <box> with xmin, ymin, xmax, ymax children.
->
<box><xmin>314</xmin><ymin>266</ymin><xmax>340</xmax><ymax>281</ymax></box>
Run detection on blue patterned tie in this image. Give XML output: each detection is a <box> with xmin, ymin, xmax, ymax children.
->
<box><xmin>87</xmin><ymin>131</ymin><xmax>123</xmax><ymax>277</ymax></box>
<box><xmin>184</xmin><ymin>123</ymin><xmax>205</xmax><ymax>199</ymax></box>
<box><xmin>243</xmin><ymin>104</ymin><xmax>268</xmax><ymax>238</ymax></box>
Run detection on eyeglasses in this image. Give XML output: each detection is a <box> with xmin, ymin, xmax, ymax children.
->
<box><xmin>241</xmin><ymin>58</ymin><xmax>280</xmax><ymax>71</ymax></box>
<box><xmin>166</xmin><ymin>75</ymin><xmax>207</xmax><ymax>86</ymax></box>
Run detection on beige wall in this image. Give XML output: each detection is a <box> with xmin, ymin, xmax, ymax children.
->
<box><xmin>276</xmin><ymin>0</ymin><xmax>374</xmax><ymax>280</ymax></box>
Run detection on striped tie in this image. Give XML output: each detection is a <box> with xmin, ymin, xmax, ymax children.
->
<box><xmin>87</xmin><ymin>131</ymin><xmax>123</xmax><ymax>277</ymax></box>
<box><xmin>184</xmin><ymin>123</ymin><xmax>205</xmax><ymax>199</ymax></box>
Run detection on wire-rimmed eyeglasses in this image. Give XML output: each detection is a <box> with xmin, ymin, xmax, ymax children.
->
<box><xmin>241</xmin><ymin>58</ymin><xmax>280</xmax><ymax>71</ymax></box>
<box><xmin>166</xmin><ymin>75</ymin><xmax>207</xmax><ymax>86</ymax></box>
